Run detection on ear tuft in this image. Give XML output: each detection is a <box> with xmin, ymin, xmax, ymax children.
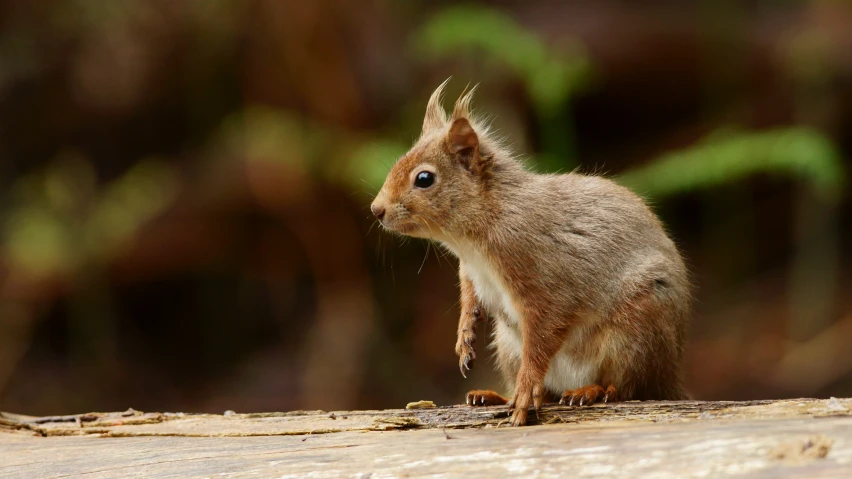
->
<box><xmin>422</xmin><ymin>78</ymin><xmax>451</xmax><ymax>134</ymax></box>
<box><xmin>451</xmin><ymin>83</ymin><xmax>478</xmax><ymax>122</ymax></box>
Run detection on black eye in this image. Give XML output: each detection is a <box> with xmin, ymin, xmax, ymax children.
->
<box><xmin>414</xmin><ymin>171</ymin><xmax>435</xmax><ymax>188</ymax></box>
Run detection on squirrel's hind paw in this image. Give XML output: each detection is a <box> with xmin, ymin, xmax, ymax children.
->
<box><xmin>465</xmin><ymin>390</ymin><xmax>508</xmax><ymax>407</ymax></box>
<box><xmin>559</xmin><ymin>384</ymin><xmax>618</xmax><ymax>406</ymax></box>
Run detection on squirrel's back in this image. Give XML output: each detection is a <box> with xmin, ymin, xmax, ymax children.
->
<box><xmin>483</xmin><ymin>170</ymin><xmax>689</xmax><ymax>315</ymax></box>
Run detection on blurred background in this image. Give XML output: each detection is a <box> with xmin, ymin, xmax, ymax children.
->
<box><xmin>0</xmin><ymin>0</ymin><xmax>850</xmax><ymax>416</ymax></box>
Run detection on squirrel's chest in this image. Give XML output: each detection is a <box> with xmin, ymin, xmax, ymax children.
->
<box><xmin>455</xmin><ymin>246</ymin><xmax>523</xmax><ymax>326</ymax></box>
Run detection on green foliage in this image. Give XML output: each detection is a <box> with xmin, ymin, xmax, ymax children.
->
<box><xmin>617</xmin><ymin>127</ymin><xmax>844</xmax><ymax>200</ymax></box>
<box><xmin>220</xmin><ymin>107</ymin><xmax>311</xmax><ymax>169</ymax></box>
<box><xmin>216</xmin><ymin>106</ymin><xmax>401</xmax><ymax>196</ymax></box>
<box><xmin>5</xmin><ymin>205</ymin><xmax>73</xmax><ymax>276</ymax></box>
<box><xmin>358</xmin><ymin>5</ymin><xmax>847</xmax><ymax>201</ymax></box>
<box><xmin>85</xmin><ymin>160</ymin><xmax>178</xmax><ymax>254</ymax></box>
<box><xmin>413</xmin><ymin>4</ymin><xmax>590</xmax><ymax>117</ymax></box>
<box><xmin>347</xmin><ymin>140</ymin><xmax>407</xmax><ymax>193</ymax></box>
<box><xmin>2</xmin><ymin>155</ymin><xmax>178</xmax><ymax>277</ymax></box>
<box><xmin>412</xmin><ymin>5</ymin><xmax>592</xmax><ymax>172</ymax></box>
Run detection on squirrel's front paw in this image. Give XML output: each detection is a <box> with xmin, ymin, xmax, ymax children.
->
<box><xmin>455</xmin><ymin>307</ymin><xmax>482</xmax><ymax>377</ymax></box>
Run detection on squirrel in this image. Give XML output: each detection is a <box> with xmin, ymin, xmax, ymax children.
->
<box><xmin>370</xmin><ymin>80</ymin><xmax>690</xmax><ymax>426</ymax></box>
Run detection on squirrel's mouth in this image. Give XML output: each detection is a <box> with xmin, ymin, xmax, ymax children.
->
<box><xmin>380</xmin><ymin>217</ymin><xmax>431</xmax><ymax>238</ymax></box>
<box><xmin>381</xmin><ymin>220</ymin><xmax>416</xmax><ymax>235</ymax></box>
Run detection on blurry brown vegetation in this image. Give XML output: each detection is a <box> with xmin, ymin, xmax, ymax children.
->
<box><xmin>0</xmin><ymin>0</ymin><xmax>850</xmax><ymax>416</ymax></box>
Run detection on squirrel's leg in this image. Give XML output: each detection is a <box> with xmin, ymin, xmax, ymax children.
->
<box><xmin>457</xmin><ymin>264</ymin><xmax>508</xmax><ymax>407</ymax></box>
<box><xmin>607</xmin><ymin>282</ymin><xmax>687</xmax><ymax>401</ymax></box>
<box><xmin>508</xmin><ymin>308</ymin><xmax>570</xmax><ymax>426</ymax></box>
<box><xmin>563</xmin><ymin>282</ymin><xmax>688</xmax><ymax>405</ymax></box>
<box><xmin>455</xmin><ymin>264</ymin><xmax>483</xmax><ymax>378</ymax></box>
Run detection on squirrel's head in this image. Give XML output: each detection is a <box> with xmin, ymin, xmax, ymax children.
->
<box><xmin>371</xmin><ymin>79</ymin><xmax>499</xmax><ymax>240</ymax></box>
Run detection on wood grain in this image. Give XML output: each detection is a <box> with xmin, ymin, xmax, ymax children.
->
<box><xmin>2</xmin><ymin>398</ymin><xmax>851</xmax><ymax>478</ymax></box>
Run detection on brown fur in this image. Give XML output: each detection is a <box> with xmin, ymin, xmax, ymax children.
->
<box><xmin>371</xmin><ymin>80</ymin><xmax>690</xmax><ymax>426</ymax></box>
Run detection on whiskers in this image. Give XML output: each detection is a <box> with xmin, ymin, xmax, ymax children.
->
<box><xmin>365</xmin><ymin>217</ymin><xmax>379</xmax><ymax>236</ymax></box>
<box><xmin>417</xmin><ymin>241</ymin><xmax>432</xmax><ymax>275</ymax></box>
<box><xmin>413</xmin><ymin>212</ymin><xmax>455</xmax><ymax>270</ymax></box>
<box><xmin>366</xmin><ymin>204</ymin><xmax>456</xmax><ymax>282</ymax></box>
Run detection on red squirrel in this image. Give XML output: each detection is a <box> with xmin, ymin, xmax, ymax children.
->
<box><xmin>371</xmin><ymin>80</ymin><xmax>689</xmax><ymax>426</ymax></box>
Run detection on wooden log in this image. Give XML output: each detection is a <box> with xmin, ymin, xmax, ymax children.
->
<box><xmin>2</xmin><ymin>398</ymin><xmax>851</xmax><ymax>478</ymax></box>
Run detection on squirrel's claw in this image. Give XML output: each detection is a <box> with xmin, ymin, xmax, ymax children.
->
<box><xmin>459</xmin><ymin>352</ymin><xmax>475</xmax><ymax>378</ymax></box>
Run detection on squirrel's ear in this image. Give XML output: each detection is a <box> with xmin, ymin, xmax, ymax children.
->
<box><xmin>446</xmin><ymin>84</ymin><xmax>488</xmax><ymax>173</ymax></box>
<box><xmin>447</xmin><ymin>117</ymin><xmax>480</xmax><ymax>171</ymax></box>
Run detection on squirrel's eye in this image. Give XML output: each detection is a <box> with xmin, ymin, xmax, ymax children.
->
<box><xmin>414</xmin><ymin>171</ymin><xmax>435</xmax><ymax>189</ymax></box>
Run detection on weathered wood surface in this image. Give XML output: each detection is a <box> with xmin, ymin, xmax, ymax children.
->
<box><xmin>1</xmin><ymin>398</ymin><xmax>851</xmax><ymax>478</ymax></box>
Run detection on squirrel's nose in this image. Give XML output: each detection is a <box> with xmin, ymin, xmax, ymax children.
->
<box><xmin>371</xmin><ymin>203</ymin><xmax>386</xmax><ymax>221</ymax></box>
